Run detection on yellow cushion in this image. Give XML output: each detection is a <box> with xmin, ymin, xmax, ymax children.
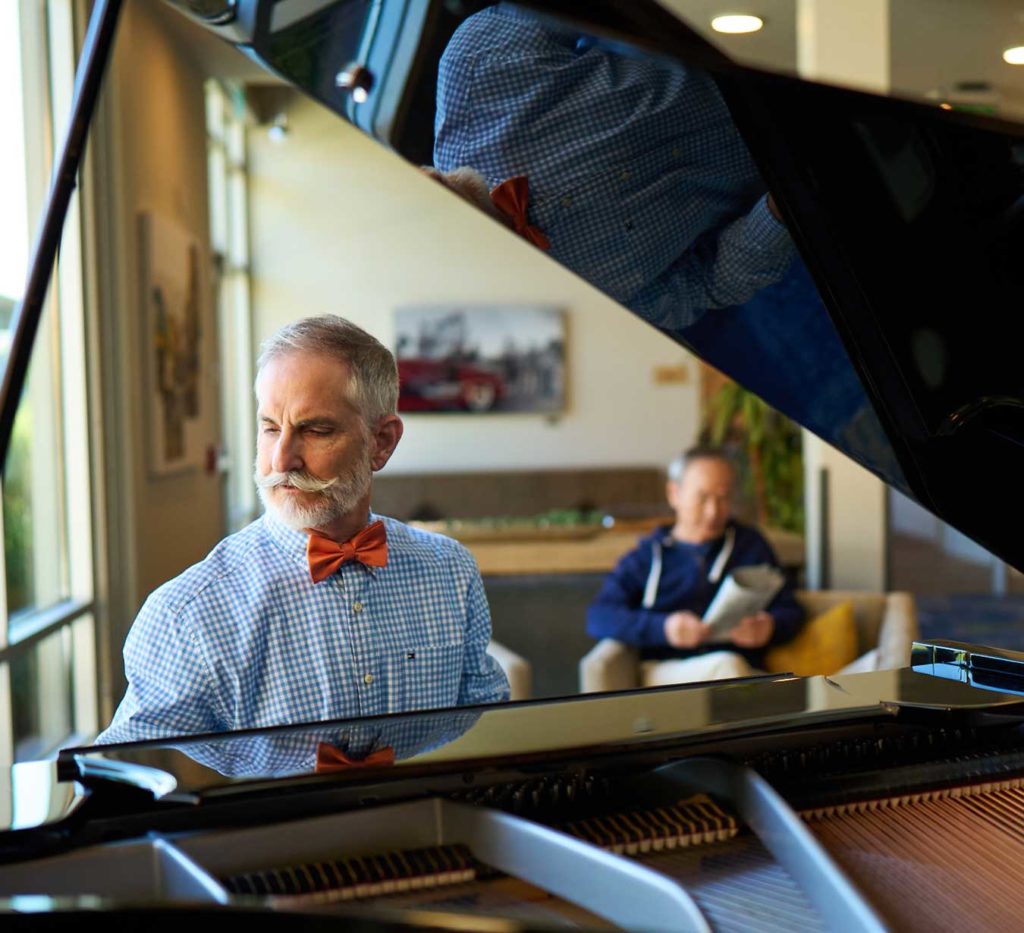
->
<box><xmin>764</xmin><ymin>600</ymin><xmax>858</xmax><ymax>676</ymax></box>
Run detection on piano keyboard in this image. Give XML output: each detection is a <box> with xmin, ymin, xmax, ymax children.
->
<box><xmin>220</xmin><ymin>793</ymin><xmax>737</xmax><ymax>906</ymax></box>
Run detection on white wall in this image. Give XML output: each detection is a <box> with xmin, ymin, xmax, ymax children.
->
<box><xmin>889</xmin><ymin>489</ymin><xmax>940</xmax><ymax>540</ymax></box>
<box><xmin>803</xmin><ymin>434</ymin><xmax>888</xmax><ymax>591</ymax></box>
<box><xmin>88</xmin><ymin>0</ymin><xmax>226</xmax><ymax>713</ymax></box>
<box><xmin>247</xmin><ymin>96</ymin><xmax>700</xmax><ymax>475</ymax></box>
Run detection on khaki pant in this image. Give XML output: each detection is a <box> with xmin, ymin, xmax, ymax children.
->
<box><xmin>640</xmin><ymin>650</ymin><xmax>760</xmax><ymax>687</ymax></box>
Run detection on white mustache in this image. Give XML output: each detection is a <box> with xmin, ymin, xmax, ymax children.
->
<box><xmin>255</xmin><ymin>470</ymin><xmax>339</xmax><ymax>493</ymax></box>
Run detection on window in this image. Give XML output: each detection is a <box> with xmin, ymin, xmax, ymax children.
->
<box><xmin>0</xmin><ymin>0</ymin><xmax>96</xmax><ymax>764</ymax></box>
<box><xmin>206</xmin><ymin>80</ymin><xmax>257</xmax><ymax>533</ymax></box>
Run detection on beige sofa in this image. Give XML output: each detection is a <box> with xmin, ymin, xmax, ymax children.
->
<box><xmin>579</xmin><ymin>590</ymin><xmax>919</xmax><ymax>693</ymax></box>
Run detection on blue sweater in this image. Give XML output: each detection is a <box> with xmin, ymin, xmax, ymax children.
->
<box><xmin>586</xmin><ymin>521</ymin><xmax>805</xmax><ymax>664</ymax></box>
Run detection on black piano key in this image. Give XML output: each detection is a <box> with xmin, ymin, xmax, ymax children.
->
<box><xmin>264</xmin><ymin>868</ymin><xmax>291</xmax><ymax>895</ymax></box>
<box><xmin>329</xmin><ymin>857</ymin><xmax>356</xmax><ymax>890</ymax></box>
<box><xmin>293</xmin><ymin>862</ymin><xmax>316</xmax><ymax>893</ymax></box>
<box><xmin>310</xmin><ymin>861</ymin><xmax>333</xmax><ymax>891</ymax></box>
<box><xmin>359</xmin><ymin>854</ymin><xmax>384</xmax><ymax>885</ymax></box>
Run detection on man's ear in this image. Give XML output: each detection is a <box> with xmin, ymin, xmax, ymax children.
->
<box><xmin>665</xmin><ymin>480</ymin><xmax>680</xmax><ymax>509</ymax></box>
<box><xmin>370</xmin><ymin>414</ymin><xmax>404</xmax><ymax>471</ymax></box>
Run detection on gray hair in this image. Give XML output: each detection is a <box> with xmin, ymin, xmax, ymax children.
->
<box><xmin>667</xmin><ymin>446</ymin><xmax>736</xmax><ymax>483</ymax></box>
<box><xmin>256</xmin><ymin>315</ymin><xmax>398</xmax><ymax>427</ymax></box>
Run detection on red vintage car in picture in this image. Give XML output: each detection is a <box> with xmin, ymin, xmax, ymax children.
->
<box><xmin>395</xmin><ymin>306</ymin><xmax>565</xmax><ymax>415</ymax></box>
<box><xmin>398</xmin><ymin>356</ymin><xmax>506</xmax><ymax>412</ymax></box>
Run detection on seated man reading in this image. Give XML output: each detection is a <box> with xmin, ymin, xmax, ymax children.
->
<box><xmin>99</xmin><ymin>315</ymin><xmax>509</xmax><ymax>744</ymax></box>
<box><xmin>586</xmin><ymin>447</ymin><xmax>804</xmax><ymax>684</ymax></box>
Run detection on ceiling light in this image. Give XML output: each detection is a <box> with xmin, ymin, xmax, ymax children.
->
<box><xmin>1003</xmin><ymin>46</ymin><xmax>1024</xmax><ymax>64</ymax></box>
<box><xmin>268</xmin><ymin>112</ymin><xmax>289</xmax><ymax>142</ymax></box>
<box><xmin>711</xmin><ymin>14</ymin><xmax>764</xmax><ymax>34</ymax></box>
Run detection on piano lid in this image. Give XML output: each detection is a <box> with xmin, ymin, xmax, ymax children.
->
<box><xmin>155</xmin><ymin>0</ymin><xmax>1024</xmax><ymax>569</ymax></box>
<box><xmin>55</xmin><ymin>665</ymin><xmax>1024</xmax><ymax>795</ymax></box>
<box><xmin>4</xmin><ymin>649</ymin><xmax>1024</xmax><ymax>849</ymax></box>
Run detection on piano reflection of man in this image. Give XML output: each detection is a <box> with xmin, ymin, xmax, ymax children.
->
<box><xmin>431</xmin><ymin>4</ymin><xmax>904</xmax><ymax>489</ymax></box>
<box><xmin>97</xmin><ymin>315</ymin><xmax>508</xmax><ymax>745</ymax></box>
<box><xmin>433</xmin><ymin>2</ymin><xmax>795</xmax><ymax>330</ymax></box>
<box><xmin>158</xmin><ymin>709</ymin><xmax>482</xmax><ymax>779</ymax></box>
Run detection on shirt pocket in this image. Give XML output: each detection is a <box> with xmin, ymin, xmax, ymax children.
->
<box><xmin>381</xmin><ymin>643</ymin><xmax>464</xmax><ymax>713</ymax></box>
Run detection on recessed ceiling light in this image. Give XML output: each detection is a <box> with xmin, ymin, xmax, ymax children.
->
<box><xmin>711</xmin><ymin>14</ymin><xmax>764</xmax><ymax>34</ymax></box>
<box><xmin>1003</xmin><ymin>46</ymin><xmax>1024</xmax><ymax>64</ymax></box>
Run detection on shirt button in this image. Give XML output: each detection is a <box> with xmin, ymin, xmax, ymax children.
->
<box><xmin>620</xmin><ymin>169</ymin><xmax>631</xmax><ymax>181</ymax></box>
<box><xmin>353</xmin><ymin>601</ymin><xmax>363</xmax><ymax>613</ymax></box>
<box><xmin>363</xmin><ymin>673</ymin><xmax>374</xmax><ymax>685</ymax></box>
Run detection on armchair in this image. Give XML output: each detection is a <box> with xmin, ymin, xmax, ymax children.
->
<box><xmin>579</xmin><ymin>590</ymin><xmax>919</xmax><ymax>693</ymax></box>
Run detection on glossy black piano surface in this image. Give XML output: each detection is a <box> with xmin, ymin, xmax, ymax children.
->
<box><xmin>5</xmin><ymin>647</ymin><xmax>1024</xmax><ymax>930</ymax></box>
<box><xmin>155</xmin><ymin>0</ymin><xmax>1024</xmax><ymax>568</ymax></box>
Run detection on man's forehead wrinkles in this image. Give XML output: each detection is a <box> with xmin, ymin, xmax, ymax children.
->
<box><xmin>256</xmin><ymin>395</ymin><xmax>343</xmax><ymax>422</ymax></box>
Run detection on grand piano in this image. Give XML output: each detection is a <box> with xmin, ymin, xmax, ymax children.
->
<box><xmin>2</xmin><ymin>0</ymin><xmax>1024</xmax><ymax>929</ymax></box>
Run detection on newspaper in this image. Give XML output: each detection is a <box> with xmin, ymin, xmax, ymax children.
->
<box><xmin>702</xmin><ymin>564</ymin><xmax>784</xmax><ymax>639</ymax></box>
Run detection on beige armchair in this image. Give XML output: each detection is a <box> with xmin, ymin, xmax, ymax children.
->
<box><xmin>488</xmin><ymin>640</ymin><xmax>532</xmax><ymax>701</ymax></box>
<box><xmin>579</xmin><ymin>590</ymin><xmax>919</xmax><ymax>693</ymax></box>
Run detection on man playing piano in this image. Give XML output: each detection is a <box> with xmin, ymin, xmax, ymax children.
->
<box><xmin>98</xmin><ymin>315</ymin><xmax>509</xmax><ymax>744</ymax></box>
<box><xmin>587</xmin><ymin>447</ymin><xmax>804</xmax><ymax>684</ymax></box>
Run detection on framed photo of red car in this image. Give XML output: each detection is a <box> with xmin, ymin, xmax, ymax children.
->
<box><xmin>395</xmin><ymin>305</ymin><xmax>566</xmax><ymax>414</ymax></box>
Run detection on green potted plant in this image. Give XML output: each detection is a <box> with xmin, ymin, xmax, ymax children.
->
<box><xmin>700</xmin><ymin>379</ymin><xmax>804</xmax><ymax>534</ymax></box>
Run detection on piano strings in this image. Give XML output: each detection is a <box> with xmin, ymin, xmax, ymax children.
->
<box><xmin>803</xmin><ymin>779</ymin><xmax>1024</xmax><ymax>931</ymax></box>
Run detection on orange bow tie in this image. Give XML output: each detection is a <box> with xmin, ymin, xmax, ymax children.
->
<box><xmin>307</xmin><ymin>520</ymin><xmax>388</xmax><ymax>583</ymax></box>
<box><xmin>315</xmin><ymin>742</ymin><xmax>395</xmax><ymax>774</ymax></box>
<box><xmin>490</xmin><ymin>175</ymin><xmax>551</xmax><ymax>251</ymax></box>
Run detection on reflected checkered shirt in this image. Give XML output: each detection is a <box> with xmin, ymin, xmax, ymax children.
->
<box><xmin>166</xmin><ymin>710</ymin><xmax>483</xmax><ymax>778</ymax></box>
<box><xmin>434</xmin><ymin>3</ymin><xmax>795</xmax><ymax>329</ymax></box>
<box><xmin>97</xmin><ymin>514</ymin><xmax>509</xmax><ymax>745</ymax></box>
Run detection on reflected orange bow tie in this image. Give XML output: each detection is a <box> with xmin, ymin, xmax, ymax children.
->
<box><xmin>490</xmin><ymin>175</ymin><xmax>551</xmax><ymax>251</ymax></box>
<box><xmin>307</xmin><ymin>520</ymin><xmax>388</xmax><ymax>583</ymax></box>
<box><xmin>315</xmin><ymin>742</ymin><xmax>395</xmax><ymax>774</ymax></box>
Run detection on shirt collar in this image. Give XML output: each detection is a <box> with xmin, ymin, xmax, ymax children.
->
<box><xmin>263</xmin><ymin>510</ymin><xmax>383</xmax><ymax>575</ymax></box>
<box><xmin>661</xmin><ymin>520</ymin><xmax>735</xmax><ymax>552</ymax></box>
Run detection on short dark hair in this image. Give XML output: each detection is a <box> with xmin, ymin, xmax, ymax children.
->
<box><xmin>256</xmin><ymin>315</ymin><xmax>398</xmax><ymax>427</ymax></box>
<box><xmin>666</xmin><ymin>446</ymin><xmax>736</xmax><ymax>483</ymax></box>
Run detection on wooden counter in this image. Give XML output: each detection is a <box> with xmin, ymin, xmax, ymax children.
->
<box><xmin>412</xmin><ymin>521</ymin><xmax>805</xmax><ymax>577</ymax></box>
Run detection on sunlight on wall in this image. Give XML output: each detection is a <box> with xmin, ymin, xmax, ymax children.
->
<box><xmin>0</xmin><ymin>5</ymin><xmax>28</xmax><ymax>303</ymax></box>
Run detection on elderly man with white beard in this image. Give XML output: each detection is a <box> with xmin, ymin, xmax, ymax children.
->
<box><xmin>98</xmin><ymin>315</ymin><xmax>509</xmax><ymax>745</ymax></box>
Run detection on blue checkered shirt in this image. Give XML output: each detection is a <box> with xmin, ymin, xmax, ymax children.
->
<box><xmin>97</xmin><ymin>514</ymin><xmax>509</xmax><ymax>745</ymax></box>
<box><xmin>434</xmin><ymin>4</ymin><xmax>795</xmax><ymax>328</ymax></box>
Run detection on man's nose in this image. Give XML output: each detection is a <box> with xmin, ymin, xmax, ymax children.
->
<box><xmin>271</xmin><ymin>430</ymin><xmax>304</xmax><ymax>474</ymax></box>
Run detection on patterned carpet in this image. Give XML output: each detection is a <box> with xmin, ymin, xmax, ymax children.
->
<box><xmin>917</xmin><ymin>594</ymin><xmax>1024</xmax><ymax>653</ymax></box>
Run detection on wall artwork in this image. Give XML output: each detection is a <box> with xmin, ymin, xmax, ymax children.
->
<box><xmin>140</xmin><ymin>212</ymin><xmax>205</xmax><ymax>475</ymax></box>
<box><xmin>395</xmin><ymin>305</ymin><xmax>566</xmax><ymax>414</ymax></box>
